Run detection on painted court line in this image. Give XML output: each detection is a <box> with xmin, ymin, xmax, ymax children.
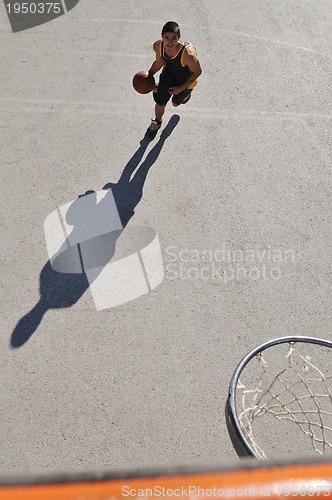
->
<box><xmin>1</xmin><ymin>96</ymin><xmax>332</xmax><ymax>122</ymax></box>
<box><xmin>59</xmin><ymin>0</ymin><xmax>67</xmax><ymax>13</ymax></box>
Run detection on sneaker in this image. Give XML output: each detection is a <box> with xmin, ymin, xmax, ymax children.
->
<box><xmin>146</xmin><ymin>119</ymin><xmax>162</xmax><ymax>137</ymax></box>
<box><xmin>181</xmin><ymin>93</ymin><xmax>191</xmax><ymax>105</ymax></box>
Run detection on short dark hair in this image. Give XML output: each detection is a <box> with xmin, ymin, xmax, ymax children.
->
<box><xmin>161</xmin><ymin>21</ymin><xmax>180</xmax><ymax>36</ymax></box>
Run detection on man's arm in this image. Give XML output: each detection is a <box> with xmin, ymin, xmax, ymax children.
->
<box><xmin>148</xmin><ymin>40</ymin><xmax>164</xmax><ymax>76</ymax></box>
<box><xmin>169</xmin><ymin>46</ymin><xmax>202</xmax><ymax>95</ymax></box>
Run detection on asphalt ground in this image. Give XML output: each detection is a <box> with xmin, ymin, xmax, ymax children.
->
<box><xmin>1</xmin><ymin>0</ymin><xmax>332</xmax><ymax>477</ymax></box>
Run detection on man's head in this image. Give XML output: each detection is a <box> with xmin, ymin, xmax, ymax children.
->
<box><xmin>161</xmin><ymin>21</ymin><xmax>180</xmax><ymax>37</ymax></box>
<box><xmin>161</xmin><ymin>21</ymin><xmax>181</xmax><ymax>50</ymax></box>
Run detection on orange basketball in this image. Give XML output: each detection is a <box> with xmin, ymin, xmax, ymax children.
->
<box><xmin>133</xmin><ymin>71</ymin><xmax>156</xmax><ymax>94</ymax></box>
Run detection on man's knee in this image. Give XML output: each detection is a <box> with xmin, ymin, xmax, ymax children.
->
<box><xmin>172</xmin><ymin>89</ymin><xmax>192</xmax><ymax>106</ymax></box>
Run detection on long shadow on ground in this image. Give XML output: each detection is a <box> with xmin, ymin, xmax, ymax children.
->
<box><xmin>10</xmin><ymin>115</ymin><xmax>180</xmax><ymax>348</ymax></box>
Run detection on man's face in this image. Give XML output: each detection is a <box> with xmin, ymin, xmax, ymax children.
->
<box><xmin>162</xmin><ymin>32</ymin><xmax>180</xmax><ymax>50</ymax></box>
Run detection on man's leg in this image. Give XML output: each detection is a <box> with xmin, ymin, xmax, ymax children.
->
<box><xmin>146</xmin><ymin>74</ymin><xmax>171</xmax><ymax>137</ymax></box>
<box><xmin>147</xmin><ymin>94</ymin><xmax>169</xmax><ymax>138</ymax></box>
<box><xmin>155</xmin><ymin>104</ymin><xmax>166</xmax><ymax>123</ymax></box>
<box><xmin>172</xmin><ymin>88</ymin><xmax>192</xmax><ymax>107</ymax></box>
<box><xmin>146</xmin><ymin>104</ymin><xmax>165</xmax><ymax>137</ymax></box>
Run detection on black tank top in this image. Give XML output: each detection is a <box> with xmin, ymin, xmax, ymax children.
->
<box><xmin>161</xmin><ymin>41</ymin><xmax>192</xmax><ymax>86</ymax></box>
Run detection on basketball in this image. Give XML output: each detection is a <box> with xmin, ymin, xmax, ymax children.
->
<box><xmin>132</xmin><ymin>71</ymin><xmax>155</xmax><ymax>94</ymax></box>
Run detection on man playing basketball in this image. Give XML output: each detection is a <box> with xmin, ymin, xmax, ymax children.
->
<box><xmin>146</xmin><ymin>21</ymin><xmax>202</xmax><ymax>137</ymax></box>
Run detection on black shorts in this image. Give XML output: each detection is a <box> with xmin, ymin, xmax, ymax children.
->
<box><xmin>153</xmin><ymin>71</ymin><xmax>192</xmax><ymax>106</ymax></box>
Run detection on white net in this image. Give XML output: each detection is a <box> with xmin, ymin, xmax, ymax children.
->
<box><xmin>237</xmin><ymin>342</ymin><xmax>332</xmax><ymax>458</ymax></box>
